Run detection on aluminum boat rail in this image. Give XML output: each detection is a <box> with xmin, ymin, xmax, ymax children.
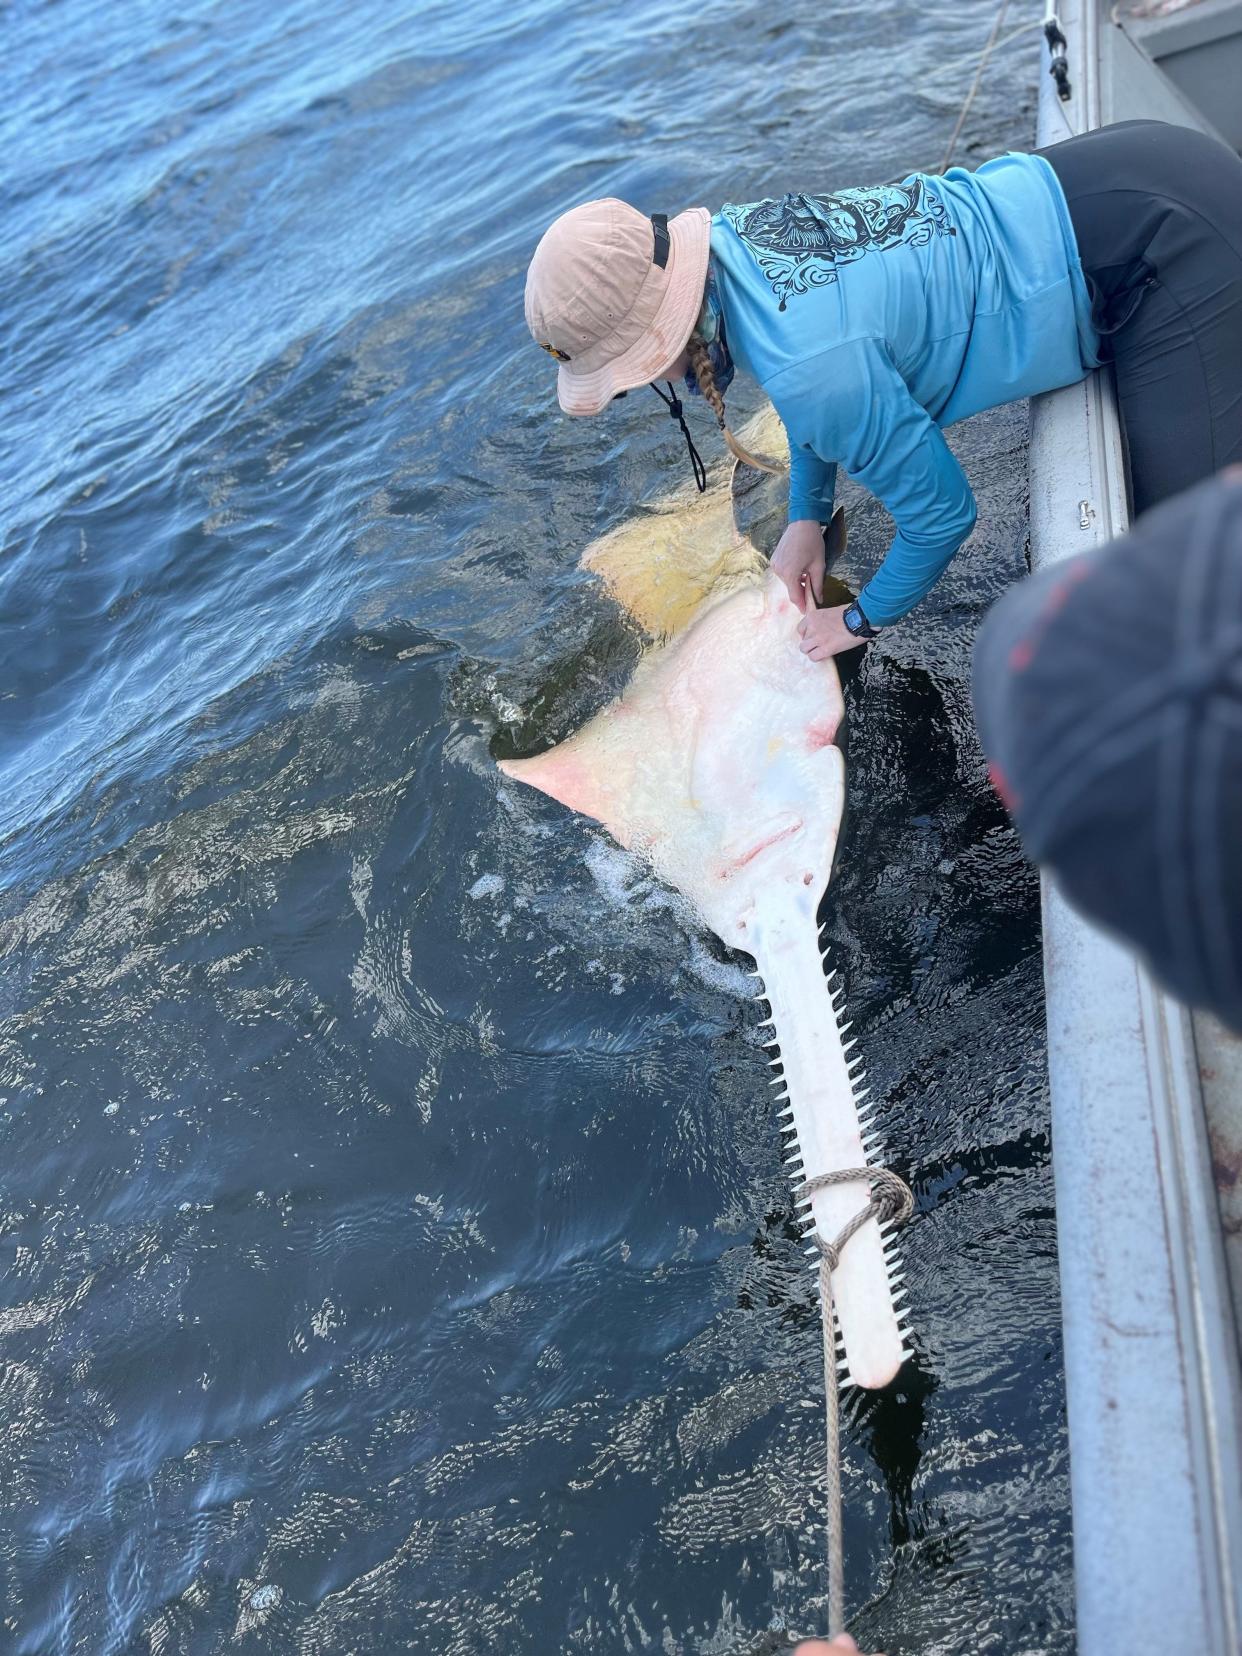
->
<box><xmin>1028</xmin><ymin>2</ymin><xmax>1242</xmax><ymax>1650</ymax></box>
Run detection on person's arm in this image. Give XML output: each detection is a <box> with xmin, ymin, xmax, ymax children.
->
<box><xmin>775</xmin><ymin>339</ymin><xmax>978</xmax><ymax>629</ymax></box>
<box><xmin>787</xmin><ymin>444</ymin><xmax>837</xmax><ymax>528</ymax></box>
<box><xmin>769</xmin><ymin>444</ymin><xmax>838</xmax><ymax>611</ymax></box>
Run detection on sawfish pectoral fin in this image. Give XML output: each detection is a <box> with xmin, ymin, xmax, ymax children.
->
<box><xmin>498</xmin><ymin>746</ymin><xmax>628</xmax><ymax>843</ymax></box>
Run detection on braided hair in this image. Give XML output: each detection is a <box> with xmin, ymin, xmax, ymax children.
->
<box><xmin>685</xmin><ymin>335</ymin><xmax>783</xmax><ymax>476</ymax></box>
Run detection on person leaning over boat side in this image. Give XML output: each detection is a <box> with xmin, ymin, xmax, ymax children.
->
<box><xmin>524</xmin><ymin>120</ymin><xmax>1242</xmax><ymax>658</ymax></box>
<box><xmin>972</xmin><ymin>467</ymin><xmax>1242</xmax><ymax>1036</ymax></box>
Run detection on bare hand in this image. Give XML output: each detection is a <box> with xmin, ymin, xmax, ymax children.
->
<box><xmin>797</xmin><ymin>603</ymin><xmax>859</xmax><ymax>661</ymax></box>
<box><xmin>772</xmin><ymin>519</ymin><xmax>826</xmax><ymax>610</ymax></box>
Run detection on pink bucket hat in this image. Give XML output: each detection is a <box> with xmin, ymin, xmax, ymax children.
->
<box><xmin>525</xmin><ymin>199</ymin><xmax>712</xmax><ymax>416</ymax></box>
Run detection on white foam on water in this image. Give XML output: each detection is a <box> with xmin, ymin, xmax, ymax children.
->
<box><xmin>467</xmin><ymin>873</ymin><xmax>504</xmax><ymax>901</ymax></box>
<box><xmin>686</xmin><ymin>936</ymin><xmax>753</xmax><ymax>1001</ymax></box>
<box><xmin>350</xmin><ymin>854</ymin><xmax>372</xmax><ymax>918</ymax></box>
<box><xmin>583</xmin><ymin>838</ymin><xmax>644</xmax><ymax>908</ymax></box>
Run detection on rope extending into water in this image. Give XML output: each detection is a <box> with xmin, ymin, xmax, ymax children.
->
<box><xmin>940</xmin><ymin>0</ymin><xmax>1012</xmax><ymax>172</ymax></box>
<box><xmin>793</xmin><ymin>1166</ymin><xmax>915</xmax><ymax>1640</ymax></box>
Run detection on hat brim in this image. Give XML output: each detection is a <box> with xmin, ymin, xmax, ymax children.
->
<box><xmin>555</xmin><ymin>207</ymin><xmax>713</xmax><ymax>417</ymax></box>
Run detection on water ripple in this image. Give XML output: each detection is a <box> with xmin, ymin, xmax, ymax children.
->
<box><xmin>1</xmin><ymin>1</ymin><xmax>1066</xmax><ymax>1652</ymax></box>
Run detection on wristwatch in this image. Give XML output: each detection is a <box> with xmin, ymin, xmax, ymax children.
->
<box><xmin>842</xmin><ymin>600</ymin><xmax>880</xmax><ymax>641</ymax></box>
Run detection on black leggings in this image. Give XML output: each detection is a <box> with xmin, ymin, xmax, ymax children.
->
<box><xmin>1040</xmin><ymin>119</ymin><xmax>1242</xmax><ymax>514</ymax></box>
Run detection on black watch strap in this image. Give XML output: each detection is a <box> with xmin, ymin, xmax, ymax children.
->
<box><xmin>842</xmin><ymin>601</ymin><xmax>879</xmax><ymax>640</ymax></box>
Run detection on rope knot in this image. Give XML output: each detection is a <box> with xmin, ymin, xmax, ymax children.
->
<box><xmin>794</xmin><ymin>1164</ymin><xmax>915</xmax><ymax>1274</ymax></box>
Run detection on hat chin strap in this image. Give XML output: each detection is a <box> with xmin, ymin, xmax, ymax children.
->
<box><xmin>649</xmin><ymin>381</ymin><xmax>707</xmax><ymax>494</ymax></box>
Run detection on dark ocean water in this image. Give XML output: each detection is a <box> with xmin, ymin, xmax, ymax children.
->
<box><xmin>0</xmin><ymin>2</ymin><xmax>1072</xmax><ymax>1652</ymax></box>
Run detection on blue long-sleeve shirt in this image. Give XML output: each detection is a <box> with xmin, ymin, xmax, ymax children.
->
<box><xmin>710</xmin><ymin>153</ymin><xmax>1099</xmax><ymax>624</ymax></box>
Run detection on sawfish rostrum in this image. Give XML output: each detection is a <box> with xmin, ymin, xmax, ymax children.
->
<box><xmin>499</xmin><ymin>429</ymin><xmax>910</xmax><ymax>1389</ymax></box>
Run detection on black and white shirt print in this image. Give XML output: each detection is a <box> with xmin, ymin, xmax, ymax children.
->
<box><xmin>721</xmin><ymin>178</ymin><xmax>956</xmax><ymax>310</ymax></box>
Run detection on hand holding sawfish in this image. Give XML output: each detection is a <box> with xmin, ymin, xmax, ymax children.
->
<box><xmin>771</xmin><ymin>517</ymin><xmax>826</xmax><ymax>610</ymax></box>
<box><xmin>769</xmin><ymin>518</ymin><xmax>870</xmax><ymax>662</ymax></box>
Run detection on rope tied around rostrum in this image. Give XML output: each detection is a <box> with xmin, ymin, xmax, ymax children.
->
<box><xmin>797</xmin><ymin>1165</ymin><xmax>915</xmax><ymax>1269</ymax></box>
<box><xmin>792</xmin><ymin>1164</ymin><xmax>915</xmax><ymax>1642</ymax></box>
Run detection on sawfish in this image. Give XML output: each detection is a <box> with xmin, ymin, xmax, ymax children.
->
<box><xmin>499</xmin><ymin>408</ymin><xmax>910</xmax><ymax>1389</ymax></box>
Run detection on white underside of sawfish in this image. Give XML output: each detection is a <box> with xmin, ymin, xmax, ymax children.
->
<box><xmin>499</xmin><ymin>408</ymin><xmax>911</xmax><ymax>1389</ymax></box>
